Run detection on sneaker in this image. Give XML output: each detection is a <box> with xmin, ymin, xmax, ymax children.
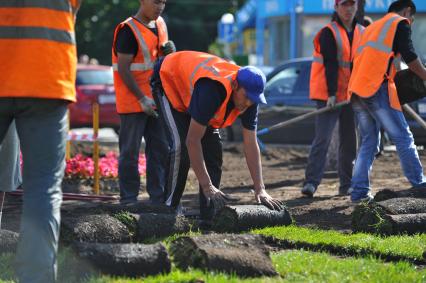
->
<box><xmin>301</xmin><ymin>183</ymin><xmax>316</xmax><ymax>197</ymax></box>
<box><xmin>350</xmin><ymin>189</ymin><xmax>374</xmax><ymax>203</ymax></box>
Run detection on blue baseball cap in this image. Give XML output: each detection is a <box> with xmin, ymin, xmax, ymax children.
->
<box><xmin>236</xmin><ymin>66</ymin><xmax>267</xmax><ymax>105</ymax></box>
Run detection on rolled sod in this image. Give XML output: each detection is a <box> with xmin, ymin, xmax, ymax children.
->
<box><xmin>212</xmin><ymin>205</ymin><xmax>292</xmax><ymax>233</ymax></box>
<box><xmin>137</xmin><ymin>213</ymin><xmax>192</xmax><ymax>240</ymax></box>
<box><xmin>374</xmin><ymin>188</ymin><xmax>426</xmax><ymax>202</ymax></box>
<box><xmin>170</xmin><ymin>233</ymin><xmax>277</xmax><ymax>277</ymax></box>
<box><xmin>0</xmin><ymin>229</ymin><xmax>19</xmax><ymax>253</ymax></box>
<box><xmin>352</xmin><ymin>198</ymin><xmax>426</xmax><ymax>235</ymax></box>
<box><xmin>74</xmin><ymin>242</ymin><xmax>171</xmax><ymax>277</ymax></box>
<box><xmin>61</xmin><ymin>214</ymin><xmax>131</xmax><ymax>244</ymax></box>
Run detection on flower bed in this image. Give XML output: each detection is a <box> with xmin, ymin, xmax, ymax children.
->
<box><xmin>62</xmin><ymin>152</ymin><xmax>146</xmax><ymax>194</ymax></box>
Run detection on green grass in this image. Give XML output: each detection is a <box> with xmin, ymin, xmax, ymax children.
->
<box><xmin>253</xmin><ymin>226</ymin><xmax>426</xmax><ymax>261</ymax></box>
<box><xmin>2</xmin><ymin>249</ymin><xmax>425</xmax><ymax>283</ymax></box>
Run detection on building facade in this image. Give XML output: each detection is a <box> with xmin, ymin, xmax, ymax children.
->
<box><xmin>235</xmin><ymin>0</ymin><xmax>426</xmax><ymax>66</ymax></box>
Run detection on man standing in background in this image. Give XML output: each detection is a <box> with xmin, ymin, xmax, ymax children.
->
<box><xmin>112</xmin><ymin>0</ymin><xmax>175</xmax><ymax>205</ymax></box>
<box><xmin>349</xmin><ymin>0</ymin><xmax>426</xmax><ymax>202</ymax></box>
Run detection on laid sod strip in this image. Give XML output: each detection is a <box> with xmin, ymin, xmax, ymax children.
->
<box><xmin>352</xmin><ymin>198</ymin><xmax>426</xmax><ymax>235</ymax></box>
<box><xmin>84</xmin><ymin>250</ymin><xmax>426</xmax><ymax>283</ymax></box>
<box><xmin>374</xmin><ymin>188</ymin><xmax>426</xmax><ymax>202</ymax></box>
<box><xmin>253</xmin><ymin>226</ymin><xmax>426</xmax><ymax>263</ymax></box>
<box><xmin>2</xmin><ymin>248</ymin><xmax>426</xmax><ymax>282</ymax></box>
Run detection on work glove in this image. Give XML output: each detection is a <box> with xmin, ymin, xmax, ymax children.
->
<box><xmin>161</xmin><ymin>40</ymin><xmax>176</xmax><ymax>56</ymax></box>
<box><xmin>139</xmin><ymin>96</ymin><xmax>158</xmax><ymax>118</ymax></box>
<box><xmin>326</xmin><ymin>96</ymin><xmax>336</xmax><ymax>108</ymax></box>
<box><xmin>255</xmin><ymin>189</ymin><xmax>284</xmax><ymax>211</ymax></box>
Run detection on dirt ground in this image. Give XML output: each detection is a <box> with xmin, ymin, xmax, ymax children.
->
<box><xmin>180</xmin><ymin>143</ymin><xmax>426</xmax><ymax>232</ymax></box>
<box><xmin>2</xmin><ymin>142</ymin><xmax>425</xmax><ymax>233</ymax></box>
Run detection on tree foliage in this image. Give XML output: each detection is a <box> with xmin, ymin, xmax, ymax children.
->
<box><xmin>76</xmin><ymin>0</ymin><xmax>245</xmax><ymax>65</ymax></box>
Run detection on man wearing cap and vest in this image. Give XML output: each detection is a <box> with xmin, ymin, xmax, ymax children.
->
<box><xmin>348</xmin><ymin>0</ymin><xmax>426</xmax><ymax>202</ymax></box>
<box><xmin>112</xmin><ymin>0</ymin><xmax>175</xmax><ymax>205</ymax></box>
<box><xmin>0</xmin><ymin>1</ymin><xmax>82</xmax><ymax>282</ymax></box>
<box><xmin>302</xmin><ymin>0</ymin><xmax>363</xmax><ymax>197</ymax></box>
<box><xmin>151</xmin><ymin>51</ymin><xmax>283</xmax><ymax>225</ymax></box>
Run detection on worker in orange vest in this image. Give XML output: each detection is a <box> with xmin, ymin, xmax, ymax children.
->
<box><xmin>151</xmin><ymin>51</ymin><xmax>283</xmax><ymax>225</ymax></box>
<box><xmin>112</xmin><ymin>0</ymin><xmax>175</xmax><ymax>205</ymax></box>
<box><xmin>348</xmin><ymin>0</ymin><xmax>426</xmax><ymax>202</ymax></box>
<box><xmin>0</xmin><ymin>1</ymin><xmax>82</xmax><ymax>281</ymax></box>
<box><xmin>302</xmin><ymin>0</ymin><xmax>363</xmax><ymax>197</ymax></box>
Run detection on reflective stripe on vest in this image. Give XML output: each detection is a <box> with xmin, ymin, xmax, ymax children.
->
<box><xmin>0</xmin><ymin>0</ymin><xmax>76</xmax><ymax>101</ymax></box>
<box><xmin>127</xmin><ymin>19</ymin><xmax>153</xmax><ymax>68</ymax></box>
<box><xmin>313</xmin><ymin>22</ymin><xmax>362</xmax><ymax>69</ymax></box>
<box><xmin>112</xmin><ymin>62</ymin><xmax>154</xmax><ymax>71</ymax></box>
<box><xmin>0</xmin><ymin>0</ymin><xmax>71</xmax><ymax>11</ymax></box>
<box><xmin>189</xmin><ymin>58</ymin><xmax>233</xmax><ymax>96</ymax></box>
<box><xmin>357</xmin><ymin>15</ymin><xmax>400</xmax><ymax>54</ymax></box>
<box><xmin>0</xmin><ymin>26</ymin><xmax>75</xmax><ymax>45</ymax></box>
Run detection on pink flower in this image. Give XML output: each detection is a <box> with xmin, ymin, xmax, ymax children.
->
<box><xmin>65</xmin><ymin>151</ymin><xmax>146</xmax><ymax>179</ymax></box>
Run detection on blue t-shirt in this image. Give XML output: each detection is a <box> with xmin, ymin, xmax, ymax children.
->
<box><xmin>188</xmin><ymin>78</ymin><xmax>258</xmax><ymax>130</ymax></box>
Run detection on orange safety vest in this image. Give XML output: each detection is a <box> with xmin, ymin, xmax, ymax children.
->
<box><xmin>0</xmin><ymin>0</ymin><xmax>78</xmax><ymax>101</ymax></box>
<box><xmin>112</xmin><ymin>17</ymin><xmax>168</xmax><ymax>114</ymax></box>
<box><xmin>310</xmin><ymin>21</ymin><xmax>364</xmax><ymax>102</ymax></box>
<box><xmin>349</xmin><ymin>13</ymin><xmax>410</xmax><ymax>111</ymax></box>
<box><xmin>160</xmin><ymin>51</ymin><xmax>241</xmax><ymax>129</ymax></box>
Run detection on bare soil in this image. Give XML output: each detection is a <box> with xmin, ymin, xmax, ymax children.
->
<box><xmin>181</xmin><ymin>143</ymin><xmax>426</xmax><ymax>232</ymax></box>
<box><xmin>2</xmin><ymin>143</ymin><xmax>425</xmax><ymax>233</ymax></box>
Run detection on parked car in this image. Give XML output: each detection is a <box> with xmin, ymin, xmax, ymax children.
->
<box><xmin>69</xmin><ymin>64</ymin><xmax>120</xmax><ymax>132</ymax></box>
<box><xmin>222</xmin><ymin>58</ymin><xmax>426</xmax><ymax>145</ymax></box>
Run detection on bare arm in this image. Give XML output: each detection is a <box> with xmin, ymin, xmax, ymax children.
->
<box><xmin>186</xmin><ymin>119</ymin><xmax>229</xmax><ymax>207</ymax></box>
<box><xmin>117</xmin><ymin>52</ymin><xmax>157</xmax><ymax>116</ymax></box>
<box><xmin>117</xmin><ymin>53</ymin><xmax>145</xmax><ymax>100</ymax></box>
<box><xmin>408</xmin><ymin>58</ymin><xmax>426</xmax><ymax>81</ymax></box>
<box><xmin>242</xmin><ymin>128</ymin><xmax>283</xmax><ymax>210</ymax></box>
<box><xmin>186</xmin><ymin>119</ymin><xmax>210</xmax><ymax>188</ymax></box>
<box><xmin>242</xmin><ymin>128</ymin><xmax>264</xmax><ymax>191</ymax></box>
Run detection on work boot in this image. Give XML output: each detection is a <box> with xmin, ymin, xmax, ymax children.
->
<box><xmin>301</xmin><ymin>183</ymin><xmax>316</xmax><ymax>197</ymax></box>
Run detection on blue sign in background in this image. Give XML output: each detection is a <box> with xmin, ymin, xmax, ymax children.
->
<box><xmin>257</xmin><ymin>0</ymin><xmax>426</xmax><ymax>18</ymax></box>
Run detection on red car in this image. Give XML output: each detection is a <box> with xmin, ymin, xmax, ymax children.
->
<box><xmin>69</xmin><ymin>64</ymin><xmax>120</xmax><ymax>132</ymax></box>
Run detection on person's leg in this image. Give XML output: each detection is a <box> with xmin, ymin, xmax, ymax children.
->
<box><xmin>199</xmin><ymin>127</ymin><xmax>222</xmax><ymax>222</ymax></box>
<box><xmin>151</xmin><ymin>83</ymin><xmax>191</xmax><ymax>208</ymax></box>
<box><xmin>303</xmin><ymin>101</ymin><xmax>340</xmax><ymax>194</ymax></box>
<box><xmin>368</xmin><ymin>83</ymin><xmax>426</xmax><ymax>187</ymax></box>
<box><xmin>143</xmin><ymin>115</ymin><xmax>170</xmax><ymax>204</ymax></box>
<box><xmin>0</xmin><ymin>120</ymin><xmax>22</xmax><ymax>192</ymax></box>
<box><xmin>337</xmin><ymin>104</ymin><xmax>357</xmax><ymax>194</ymax></box>
<box><xmin>14</xmin><ymin>98</ymin><xmax>68</xmax><ymax>283</ymax></box>
<box><xmin>350</xmin><ymin>95</ymin><xmax>380</xmax><ymax>201</ymax></box>
<box><xmin>118</xmin><ymin>113</ymin><xmax>147</xmax><ymax>204</ymax></box>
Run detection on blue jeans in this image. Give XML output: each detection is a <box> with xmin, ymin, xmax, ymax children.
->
<box><xmin>118</xmin><ymin>113</ymin><xmax>170</xmax><ymax>204</ymax></box>
<box><xmin>351</xmin><ymin>82</ymin><xmax>425</xmax><ymax>196</ymax></box>
<box><xmin>304</xmin><ymin>101</ymin><xmax>357</xmax><ymax>191</ymax></box>
<box><xmin>0</xmin><ymin>120</ymin><xmax>22</xmax><ymax>192</ymax></box>
<box><xmin>0</xmin><ymin>98</ymin><xmax>67</xmax><ymax>283</ymax></box>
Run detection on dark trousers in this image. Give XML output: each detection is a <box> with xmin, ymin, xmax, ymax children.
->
<box><xmin>118</xmin><ymin>112</ymin><xmax>170</xmax><ymax>204</ymax></box>
<box><xmin>304</xmin><ymin>101</ymin><xmax>357</xmax><ymax>191</ymax></box>
<box><xmin>151</xmin><ymin>61</ymin><xmax>222</xmax><ymax>221</ymax></box>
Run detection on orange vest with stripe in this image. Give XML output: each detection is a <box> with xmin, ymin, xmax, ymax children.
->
<box><xmin>310</xmin><ymin>21</ymin><xmax>364</xmax><ymax>102</ymax></box>
<box><xmin>0</xmin><ymin>0</ymin><xmax>78</xmax><ymax>101</ymax></box>
<box><xmin>112</xmin><ymin>17</ymin><xmax>168</xmax><ymax>114</ymax></box>
<box><xmin>349</xmin><ymin>13</ymin><xmax>409</xmax><ymax>111</ymax></box>
<box><xmin>160</xmin><ymin>51</ymin><xmax>241</xmax><ymax>129</ymax></box>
